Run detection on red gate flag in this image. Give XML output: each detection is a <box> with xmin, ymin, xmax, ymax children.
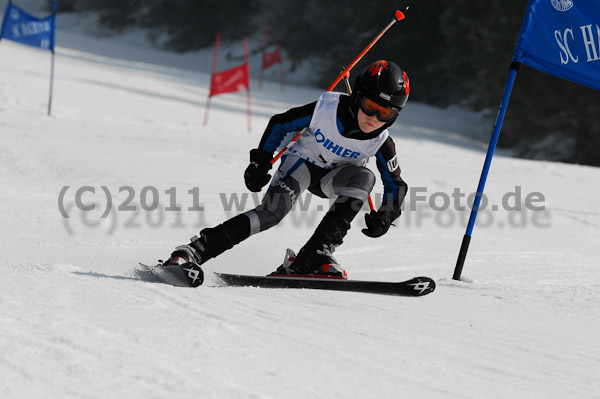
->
<box><xmin>204</xmin><ymin>35</ymin><xmax>252</xmax><ymax>131</ymax></box>
<box><xmin>258</xmin><ymin>23</ymin><xmax>285</xmax><ymax>91</ymax></box>
<box><xmin>261</xmin><ymin>48</ymin><xmax>281</xmax><ymax>70</ymax></box>
<box><xmin>209</xmin><ymin>63</ymin><xmax>250</xmax><ymax>97</ymax></box>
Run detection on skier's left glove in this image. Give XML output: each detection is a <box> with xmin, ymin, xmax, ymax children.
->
<box><xmin>361</xmin><ymin>205</ymin><xmax>401</xmax><ymax>238</ymax></box>
<box><xmin>244</xmin><ymin>148</ymin><xmax>273</xmax><ymax>192</ymax></box>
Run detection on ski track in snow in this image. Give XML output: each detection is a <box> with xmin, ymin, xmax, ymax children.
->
<box><xmin>1</xmin><ymin>15</ymin><xmax>600</xmax><ymax>399</ymax></box>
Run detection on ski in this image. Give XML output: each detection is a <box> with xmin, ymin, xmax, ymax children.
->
<box><xmin>137</xmin><ymin>263</ymin><xmax>435</xmax><ymax>297</ymax></box>
<box><xmin>214</xmin><ymin>273</ymin><xmax>435</xmax><ymax>297</ymax></box>
<box><xmin>138</xmin><ymin>262</ymin><xmax>204</xmax><ymax>287</ymax></box>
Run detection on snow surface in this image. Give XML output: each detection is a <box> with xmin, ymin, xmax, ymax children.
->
<box><xmin>1</xmin><ymin>16</ymin><xmax>600</xmax><ymax>399</ymax></box>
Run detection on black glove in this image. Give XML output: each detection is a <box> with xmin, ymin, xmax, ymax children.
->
<box><xmin>361</xmin><ymin>206</ymin><xmax>401</xmax><ymax>238</ymax></box>
<box><xmin>244</xmin><ymin>149</ymin><xmax>273</xmax><ymax>192</ymax></box>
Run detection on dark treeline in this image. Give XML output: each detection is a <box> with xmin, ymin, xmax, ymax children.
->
<box><xmin>53</xmin><ymin>0</ymin><xmax>599</xmax><ymax>166</ymax></box>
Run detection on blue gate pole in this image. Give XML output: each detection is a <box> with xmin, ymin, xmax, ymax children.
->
<box><xmin>453</xmin><ymin>62</ymin><xmax>521</xmax><ymax>281</ymax></box>
<box><xmin>47</xmin><ymin>0</ymin><xmax>57</xmax><ymax>116</ymax></box>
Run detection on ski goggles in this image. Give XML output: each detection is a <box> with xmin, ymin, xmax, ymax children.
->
<box><xmin>359</xmin><ymin>96</ymin><xmax>398</xmax><ymax>122</ymax></box>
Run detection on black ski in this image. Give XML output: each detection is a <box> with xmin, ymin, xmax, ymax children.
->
<box><xmin>214</xmin><ymin>273</ymin><xmax>435</xmax><ymax>297</ymax></box>
<box><xmin>138</xmin><ymin>262</ymin><xmax>204</xmax><ymax>287</ymax></box>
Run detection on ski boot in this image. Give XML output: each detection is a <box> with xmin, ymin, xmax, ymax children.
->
<box><xmin>269</xmin><ymin>196</ymin><xmax>363</xmax><ymax>280</ymax></box>
<box><xmin>160</xmin><ymin>215</ymin><xmax>252</xmax><ymax>287</ymax></box>
<box><xmin>270</xmin><ymin>246</ymin><xmax>348</xmax><ymax>279</ymax></box>
<box><xmin>159</xmin><ymin>236</ymin><xmax>207</xmax><ymax>287</ymax></box>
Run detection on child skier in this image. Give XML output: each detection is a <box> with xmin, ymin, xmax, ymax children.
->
<box><xmin>163</xmin><ymin>60</ymin><xmax>409</xmax><ymax>279</ymax></box>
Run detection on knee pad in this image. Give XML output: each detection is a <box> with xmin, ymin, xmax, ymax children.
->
<box><xmin>349</xmin><ymin>167</ymin><xmax>376</xmax><ymax>193</ymax></box>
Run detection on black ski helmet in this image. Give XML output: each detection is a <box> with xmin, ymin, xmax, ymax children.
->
<box><xmin>351</xmin><ymin>60</ymin><xmax>410</xmax><ymax>112</ymax></box>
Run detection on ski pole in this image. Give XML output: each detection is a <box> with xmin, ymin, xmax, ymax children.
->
<box><xmin>271</xmin><ymin>8</ymin><xmax>407</xmax><ymax>166</ymax></box>
<box><xmin>343</xmin><ymin>72</ymin><xmax>352</xmax><ymax>93</ymax></box>
<box><xmin>327</xmin><ymin>9</ymin><xmax>406</xmax><ymax>91</ymax></box>
<box><xmin>270</xmin><ymin>128</ymin><xmax>306</xmax><ymax>164</ymax></box>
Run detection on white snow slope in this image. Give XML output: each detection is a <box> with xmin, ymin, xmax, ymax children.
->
<box><xmin>1</xmin><ymin>23</ymin><xmax>600</xmax><ymax>399</ymax></box>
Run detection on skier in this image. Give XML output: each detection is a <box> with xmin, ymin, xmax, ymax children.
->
<box><xmin>163</xmin><ymin>60</ymin><xmax>409</xmax><ymax>279</ymax></box>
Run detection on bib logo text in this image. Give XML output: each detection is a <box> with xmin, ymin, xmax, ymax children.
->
<box><xmin>314</xmin><ymin>129</ymin><xmax>360</xmax><ymax>159</ymax></box>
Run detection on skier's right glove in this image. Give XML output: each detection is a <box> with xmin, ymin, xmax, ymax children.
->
<box><xmin>244</xmin><ymin>148</ymin><xmax>273</xmax><ymax>192</ymax></box>
<box><xmin>361</xmin><ymin>205</ymin><xmax>401</xmax><ymax>238</ymax></box>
